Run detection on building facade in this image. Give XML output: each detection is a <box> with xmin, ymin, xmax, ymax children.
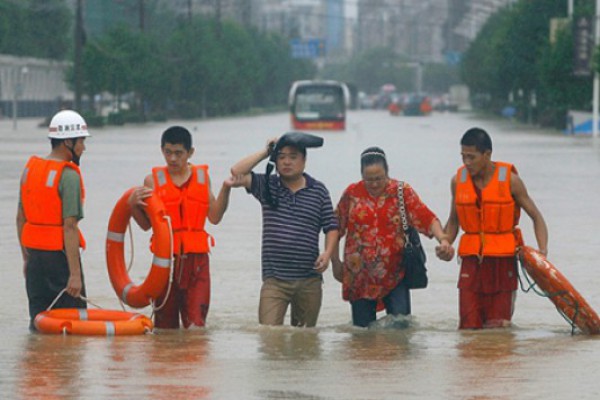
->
<box><xmin>0</xmin><ymin>55</ymin><xmax>72</xmax><ymax>119</ymax></box>
<box><xmin>355</xmin><ymin>0</ymin><xmax>516</xmax><ymax>64</ymax></box>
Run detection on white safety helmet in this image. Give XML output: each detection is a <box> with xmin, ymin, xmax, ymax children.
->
<box><xmin>48</xmin><ymin>110</ymin><xmax>90</xmax><ymax>139</ymax></box>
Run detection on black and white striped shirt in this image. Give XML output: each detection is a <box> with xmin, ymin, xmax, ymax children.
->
<box><xmin>249</xmin><ymin>172</ymin><xmax>338</xmax><ymax>281</ymax></box>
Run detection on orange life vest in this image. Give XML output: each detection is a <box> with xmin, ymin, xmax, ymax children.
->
<box><xmin>20</xmin><ymin>156</ymin><xmax>86</xmax><ymax>250</ymax></box>
<box><xmin>151</xmin><ymin>165</ymin><xmax>213</xmax><ymax>255</ymax></box>
<box><xmin>455</xmin><ymin>161</ymin><xmax>520</xmax><ymax>258</ymax></box>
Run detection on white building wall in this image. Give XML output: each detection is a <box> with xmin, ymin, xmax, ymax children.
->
<box><xmin>0</xmin><ymin>55</ymin><xmax>72</xmax><ymax>102</ymax></box>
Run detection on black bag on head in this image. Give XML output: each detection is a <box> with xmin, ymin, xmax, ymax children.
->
<box><xmin>398</xmin><ymin>182</ymin><xmax>428</xmax><ymax>289</ymax></box>
<box><xmin>264</xmin><ymin>132</ymin><xmax>324</xmax><ymax>208</ymax></box>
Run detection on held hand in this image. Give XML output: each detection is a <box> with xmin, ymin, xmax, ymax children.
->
<box><xmin>224</xmin><ymin>175</ymin><xmax>246</xmax><ymax>188</ymax></box>
<box><xmin>128</xmin><ymin>186</ymin><xmax>153</xmax><ymax>207</ymax></box>
<box><xmin>314</xmin><ymin>253</ymin><xmax>330</xmax><ymax>274</ymax></box>
<box><xmin>435</xmin><ymin>240</ymin><xmax>455</xmax><ymax>262</ymax></box>
<box><xmin>331</xmin><ymin>259</ymin><xmax>343</xmax><ymax>283</ymax></box>
<box><xmin>66</xmin><ymin>274</ymin><xmax>82</xmax><ymax>298</ymax></box>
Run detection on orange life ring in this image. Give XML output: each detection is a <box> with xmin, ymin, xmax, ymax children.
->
<box><xmin>106</xmin><ymin>187</ymin><xmax>172</xmax><ymax>308</ymax></box>
<box><xmin>34</xmin><ymin>309</ymin><xmax>153</xmax><ymax>335</ymax></box>
<box><xmin>519</xmin><ymin>246</ymin><xmax>600</xmax><ymax>334</ymax></box>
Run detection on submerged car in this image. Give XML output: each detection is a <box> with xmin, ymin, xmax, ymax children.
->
<box><xmin>403</xmin><ymin>95</ymin><xmax>432</xmax><ymax>116</ymax></box>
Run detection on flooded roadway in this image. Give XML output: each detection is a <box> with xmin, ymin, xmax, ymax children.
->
<box><xmin>1</xmin><ymin>110</ymin><xmax>600</xmax><ymax>399</ymax></box>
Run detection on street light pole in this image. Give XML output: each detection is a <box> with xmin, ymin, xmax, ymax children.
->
<box><xmin>594</xmin><ymin>0</ymin><xmax>600</xmax><ymax>137</ymax></box>
<box><xmin>12</xmin><ymin>66</ymin><xmax>28</xmax><ymax>131</ymax></box>
<box><xmin>74</xmin><ymin>0</ymin><xmax>83</xmax><ymax>111</ymax></box>
<box><xmin>568</xmin><ymin>0</ymin><xmax>574</xmax><ymax>18</ymax></box>
<box><xmin>12</xmin><ymin>78</ymin><xmax>18</xmax><ymax>131</ymax></box>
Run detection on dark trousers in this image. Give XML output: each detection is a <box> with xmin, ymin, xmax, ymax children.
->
<box><xmin>351</xmin><ymin>280</ymin><xmax>411</xmax><ymax>327</ymax></box>
<box><xmin>26</xmin><ymin>249</ymin><xmax>86</xmax><ymax>330</ymax></box>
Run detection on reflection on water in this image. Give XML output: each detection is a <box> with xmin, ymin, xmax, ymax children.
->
<box><xmin>456</xmin><ymin>330</ymin><xmax>517</xmax><ymax>360</ymax></box>
<box><xmin>17</xmin><ymin>335</ymin><xmax>87</xmax><ymax>399</ymax></box>
<box><xmin>337</xmin><ymin>329</ymin><xmax>412</xmax><ymax>361</ymax></box>
<box><xmin>144</xmin><ymin>331</ymin><xmax>212</xmax><ymax>400</ymax></box>
<box><xmin>258</xmin><ymin>328</ymin><xmax>322</xmax><ymax>361</ymax></box>
<box><xmin>258</xmin><ymin>389</ymin><xmax>330</xmax><ymax>400</ymax></box>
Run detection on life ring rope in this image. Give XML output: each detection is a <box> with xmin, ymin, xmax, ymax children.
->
<box><xmin>47</xmin><ymin>288</ymin><xmax>103</xmax><ymax>311</ymax></box>
<box><xmin>149</xmin><ymin>214</ymin><xmax>175</xmax><ymax>314</ymax></box>
<box><xmin>518</xmin><ymin>261</ymin><xmax>579</xmax><ymax>334</ymax></box>
<box><xmin>110</xmin><ymin>212</ymin><xmax>176</xmax><ymax>315</ymax></box>
<box><xmin>518</xmin><ymin>246</ymin><xmax>599</xmax><ymax>335</ymax></box>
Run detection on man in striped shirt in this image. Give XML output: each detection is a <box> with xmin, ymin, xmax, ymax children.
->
<box><xmin>230</xmin><ymin>135</ymin><xmax>339</xmax><ymax>327</ymax></box>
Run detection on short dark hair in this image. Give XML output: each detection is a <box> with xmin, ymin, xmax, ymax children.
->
<box><xmin>50</xmin><ymin>138</ymin><xmax>63</xmax><ymax>149</ymax></box>
<box><xmin>360</xmin><ymin>146</ymin><xmax>388</xmax><ymax>174</ymax></box>
<box><xmin>277</xmin><ymin>144</ymin><xmax>306</xmax><ymax>158</ymax></box>
<box><xmin>461</xmin><ymin>127</ymin><xmax>492</xmax><ymax>153</ymax></box>
<box><xmin>50</xmin><ymin>137</ymin><xmax>77</xmax><ymax>149</ymax></box>
<box><xmin>161</xmin><ymin>126</ymin><xmax>192</xmax><ymax>150</ymax></box>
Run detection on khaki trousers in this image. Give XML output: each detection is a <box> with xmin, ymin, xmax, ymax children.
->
<box><xmin>259</xmin><ymin>277</ymin><xmax>322</xmax><ymax>327</ymax></box>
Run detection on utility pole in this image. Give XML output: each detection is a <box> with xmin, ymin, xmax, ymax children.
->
<box><xmin>74</xmin><ymin>0</ymin><xmax>84</xmax><ymax>112</ymax></box>
<box><xmin>139</xmin><ymin>0</ymin><xmax>146</xmax><ymax>120</ymax></box>
<box><xmin>594</xmin><ymin>0</ymin><xmax>600</xmax><ymax>137</ymax></box>
<box><xmin>215</xmin><ymin>0</ymin><xmax>222</xmax><ymax>37</ymax></box>
<box><xmin>139</xmin><ymin>0</ymin><xmax>145</xmax><ymax>32</ymax></box>
<box><xmin>568</xmin><ymin>0</ymin><xmax>574</xmax><ymax>18</ymax></box>
<box><xmin>241</xmin><ymin>0</ymin><xmax>251</xmax><ymax>28</ymax></box>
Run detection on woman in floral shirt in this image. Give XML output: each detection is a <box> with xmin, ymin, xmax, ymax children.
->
<box><xmin>332</xmin><ymin>147</ymin><xmax>452</xmax><ymax>327</ymax></box>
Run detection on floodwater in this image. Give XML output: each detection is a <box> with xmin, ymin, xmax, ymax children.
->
<box><xmin>1</xmin><ymin>110</ymin><xmax>600</xmax><ymax>399</ymax></box>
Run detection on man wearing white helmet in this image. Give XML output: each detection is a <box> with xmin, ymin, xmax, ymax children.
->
<box><xmin>16</xmin><ymin>109</ymin><xmax>90</xmax><ymax>330</ymax></box>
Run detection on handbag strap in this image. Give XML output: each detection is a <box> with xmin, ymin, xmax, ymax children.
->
<box><xmin>397</xmin><ymin>181</ymin><xmax>409</xmax><ymax>234</ymax></box>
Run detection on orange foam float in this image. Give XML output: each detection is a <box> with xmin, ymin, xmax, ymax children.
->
<box><xmin>519</xmin><ymin>246</ymin><xmax>600</xmax><ymax>334</ymax></box>
<box><xmin>106</xmin><ymin>188</ymin><xmax>172</xmax><ymax>308</ymax></box>
<box><xmin>35</xmin><ymin>308</ymin><xmax>153</xmax><ymax>335</ymax></box>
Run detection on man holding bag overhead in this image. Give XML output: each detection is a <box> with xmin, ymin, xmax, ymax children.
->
<box><xmin>229</xmin><ymin>132</ymin><xmax>339</xmax><ymax>327</ymax></box>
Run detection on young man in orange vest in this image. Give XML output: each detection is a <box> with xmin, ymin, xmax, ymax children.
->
<box><xmin>17</xmin><ymin>110</ymin><xmax>90</xmax><ymax>330</ymax></box>
<box><xmin>436</xmin><ymin>127</ymin><xmax>548</xmax><ymax>329</ymax></box>
<box><xmin>128</xmin><ymin>126</ymin><xmax>232</xmax><ymax>329</ymax></box>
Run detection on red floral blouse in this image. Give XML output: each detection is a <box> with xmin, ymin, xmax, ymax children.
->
<box><xmin>335</xmin><ymin>179</ymin><xmax>438</xmax><ymax>302</ymax></box>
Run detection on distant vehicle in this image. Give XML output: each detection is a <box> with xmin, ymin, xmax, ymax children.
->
<box><xmin>375</xmin><ymin>84</ymin><xmax>401</xmax><ymax>109</ymax></box>
<box><xmin>403</xmin><ymin>94</ymin><xmax>432</xmax><ymax>116</ymax></box>
<box><xmin>448</xmin><ymin>84</ymin><xmax>471</xmax><ymax>112</ymax></box>
<box><xmin>288</xmin><ymin>80</ymin><xmax>350</xmax><ymax>130</ymax></box>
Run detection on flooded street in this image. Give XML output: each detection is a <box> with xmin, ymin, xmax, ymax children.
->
<box><xmin>2</xmin><ymin>110</ymin><xmax>600</xmax><ymax>399</ymax></box>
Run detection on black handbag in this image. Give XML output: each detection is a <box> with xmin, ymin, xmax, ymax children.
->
<box><xmin>398</xmin><ymin>182</ymin><xmax>428</xmax><ymax>289</ymax></box>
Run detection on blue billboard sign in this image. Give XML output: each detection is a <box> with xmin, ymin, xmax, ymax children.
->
<box><xmin>290</xmin><ymin>39</ymin><xmax>327</xmax><ymax>59</ymax></box>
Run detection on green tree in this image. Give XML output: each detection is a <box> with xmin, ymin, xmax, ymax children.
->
<box><xmin>0</xmin><ymin>1</ymin><xmax>30</xmax><ymax>56</ymax></box>
<box><xmin>320</xmin><ymin>47</ymin><xmax>413</xmax><ymax>94</ymax></box>
<box><xmin>75</xmin><ymin>8</ymin><xmax>316</xmax><ymax>119</ymax></box>
<box><xmin>423</xmin><ymin>64</ymin><xmax>460</xmax><ymax>94</ymax></box>
<box><xmin>461</xmin><ymin>0</ymin><xmax>570</xmax><ymax>120</ymax></box>
<box><xmin>29</xmin><ymin>0</ymin><xmax>72</xmax><ymax>59</ymax></box>
<box><xmin>538</xmin><ymin>25</ymin><xmax>591</xmax><ymax>128</ymax></box>
<box><xmin>0</xmin><ymin>0</ymin><xmax>71</xmax><ymax>59</ymax></box>
<box><xmin>461</xmin><ymin>9</ymin><xmax>513</xmax><ymax>110</ymax></box>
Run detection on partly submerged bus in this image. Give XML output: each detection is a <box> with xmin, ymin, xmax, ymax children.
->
<box><xmin>288</xmin><ymin>80</ymin><xmax>350</xmax><ymax>130</ymax></box>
